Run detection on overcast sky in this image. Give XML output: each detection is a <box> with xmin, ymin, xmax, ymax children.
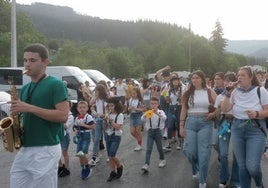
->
<box><xmin>16</xmin><ymin>0</ymin><xmax>268</xmax><ymax>40</ymax></box>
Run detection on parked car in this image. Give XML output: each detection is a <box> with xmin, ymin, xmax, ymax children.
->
<box><xmin>0</xmin><ymin>91</ymin><xmax>11</xmax><ymax>120</ymax></box>
<box><xmin>0</xmin><ymin>66</ymin><xmax>96</xmax><ymax>101</ymax></box>
<box><xmin>83</xmin><ymin>69</ymin><xmax>114</xmax><ymax>86</ymax></box>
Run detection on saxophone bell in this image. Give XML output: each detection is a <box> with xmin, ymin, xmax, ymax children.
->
<box><xmin>0</xmin><ymin>74</ymin><xmax>23</xmax><ymax>152</ymax></box>
<box><xmin>0</xmin><ymin>117</ymin><xmax>15</xmax><ymax>152</ymax></box>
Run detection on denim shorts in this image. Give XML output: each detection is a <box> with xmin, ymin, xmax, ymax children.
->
<box><xmin>60</xmin><ymin>133</ymin><xmax>70</xmax><ymax>151</ymax></box>
<box><xmin>129</xmin><ymin>112</ymin><xmax>142</xmax><ymax>126</ymax></box>
<box><xmin>105</xmin><ymin>133</ymin><xmax>121</xmax><ymax>157</ymax></box>
<box><xmin>76</xmin><ymin>132</ymin><xmax>91</xmax><ymax>154</ymax></box>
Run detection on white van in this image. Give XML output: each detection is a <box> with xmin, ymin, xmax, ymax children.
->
<box><xmin>0</xmin><ymin>66</ymin><xmax>96</xmax><ymax>100</ymax></box>
<box><xmin>83</xmin><ymin>69</ymin><xmax>114</xmax><ymax>86</ymax></box>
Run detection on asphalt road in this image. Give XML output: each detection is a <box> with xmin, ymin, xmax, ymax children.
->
<box><xmin>1</xmin><ymin>117</ymin><xmax>268</xmax><ymax>188</ymax></box>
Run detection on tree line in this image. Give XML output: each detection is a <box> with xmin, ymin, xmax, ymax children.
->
<box><xmin>0</xmin><ymin>0</ymin><xmax>258</xmax><ymax>79</ymax></box>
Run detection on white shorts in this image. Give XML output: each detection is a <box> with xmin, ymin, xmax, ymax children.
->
<box><xmin>10</xmin><ymin>144</ymin><xmax>61</xmax><ymax>188</ymax></box>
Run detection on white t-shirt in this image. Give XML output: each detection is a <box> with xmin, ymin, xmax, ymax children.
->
<box><xmin>105</xmin><ymin>113</ymin><xmax>124</xmax><ymax>136</ymax></box>
<box><xmin>188</xmin><ymin>89</ymin><xmax>209</xmax><ymax>113</ymax></box>
<box><xmin>116</xmin><ymin>83</ymin><xmax>128</xmax><ymax>96</ymax></box>
<box><xmin>168</xmin><ymin>83</ymin><xmax>187</xmax><ymax>105</ymax></box>
<box><xmin>214</xmin><ymin>93</ymin><xmax>232</xmax><ymax>115</ymax></box>
<box><xmin>64</xmin><ymin>111</ymin><xmax>74</xmax><ymax>135</ymax></box>
<box><xmin>230</xmin><ymin>86</ymin><xmax>268</xmax><ymax>119</ymax></box>
<box><xmin>95</xmin><ymin>99</ymin><xmax>107</xmax><ymax>114</ymax></box>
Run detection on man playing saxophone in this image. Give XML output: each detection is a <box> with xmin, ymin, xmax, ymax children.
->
<box><xmin>9</xmin><ymin>43</ymin><xmax>69</xmax><ymax>188</ymax></box>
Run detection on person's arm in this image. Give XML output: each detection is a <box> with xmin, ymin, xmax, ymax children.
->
<box><xmin>80</xmin><ymin>121</ymin><xmax>95</xmax><ymax>130</ymax></box>
<box><xmin>155</xmin><ymin>65</ymin><xmax>170</xmax><ymax>81</ymax></box>
<box><xmin>221</xmin><ymin>93</ymin><xmax>233</xmax><ymax>113</ymax></box>
<box><xmin>11</xmin><ymin>100</ymin><xmax>69</xmax><ymax>123</ymax></box>
<box><xmin>110</xmin><ymin>114</ymin><xmax>124</xmax><ymax>130</ymax></box>
<box><xmin>207</xmin><ymin>89</ymin><xmax>218</xmax><ymax>120</ymax></box>
<box><xmin>179</xmin><ymin>98</ymin><xmax>188</xmax><ymax>137</ymax></box>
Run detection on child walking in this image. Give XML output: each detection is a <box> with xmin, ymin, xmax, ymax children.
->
<box><xmin>128</xmin><ymin>87</ymin><xmax>145</xmax><ymax>151</ymax></box>
<box><xmin>141</xmin><ymin>96</ymin><xmax>167</xmax><ymax>172</ymax></box>
<box><xmin>103</xmin><ymin>96</ymin><xmax>124</xmax><ymax>182</ymax></box>
<box><xmin>73</xmin><ymin>101</ymin><xmax>95</xmax><ymax>180</ymax></box>
<box><xmin>58</xmin><ymin>101</ymin><xmax>74</xmax><ymax>177</ymax></box>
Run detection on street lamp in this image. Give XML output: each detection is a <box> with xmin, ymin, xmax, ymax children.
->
<box><xmin>11</xmin><ymin>0</ymin><xmax>17</xmax><ymax>67</ymax></box>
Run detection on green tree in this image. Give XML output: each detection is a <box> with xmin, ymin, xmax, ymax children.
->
<box><xmin>0</xmin><ymin>0</ymin><xmax>45</xmax><ymax>67</ymax></box>
<box><xmin>209</xmin><ymin>20</ymin><xmax>227</xmax><ymax>53</ymax></box>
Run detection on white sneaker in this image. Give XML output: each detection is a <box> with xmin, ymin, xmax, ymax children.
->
<box><xmin>158</xmin><ymin>160</ymin><xmax>166</xmax><ymax>168</ymax></box>
<box><xmin>89</xmin><ymin>158</ymin><xmax>97</xmax><ymax>166</ymax></box>
<box><xmin>75</xmin><ymin>151</ymin><xmax>84</xmax><ymax>157</ymax></box>
<box><xmin>163</xmin><ymin>144</ymin><xmax>172</xmax><ymax>152</ymax></box>
<box><xmin>176</xmin><ymin>145</ymin><xmax>182</xmax><ymax>150</ymax></box>
<box><xmin>141</xmin><ymin>164</ymin><xmax>149</xmax><ymax>172</ymax></box>
<box><xmin>219</xmin><ymin>183</ymin><xmax>225</xmax><ymax>188</ymax></box>
<box><xmin>192</xmin><ymin>172</ymin><xmax>199</xmax><ymax>179</ymax></box>
<box><xmin>199</xmin><ymin>183</ymin><xmax>207</xmax><ymax>188</ymax></box>
<box><xmin>106</xmin><ymin>158</ymin><xmax>109</xmax><ymax>162</ymax></box>
<box><xmin>134</xmin><ymin>145</ymin><xmax>142</xmax><ymax>151</ymax></box>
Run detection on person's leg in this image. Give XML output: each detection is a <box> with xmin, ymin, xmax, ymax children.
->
<box><xmin>62</xmin><ymin>150</ymin><xmax>69</xmax><ymax>168</ymax></box>
<box><xmin>10</xmin><ymin>148</ymin><xmax>32</xmax><ymax>188</ymax></box>
<box><xmin>230</xmin><ymin>151</ymin><xmax>240</xmax><ymax>186</ymax></box>
<box><xmin>245</xmin><ymin>123</ymin><xmax>266</xmax><ymax>187</ymax></box>
<box><xmin>136</xmin><ymin>125</ymin><xmax>143</xmax><ymax>147</ymax></box>
<box><xmin>145</xmin><ymin>130</ymin><xmax>154</xmax><ymax>165</ymax></box>
<box><xmin>231</xmin><ymin>119</ymin><xmax>250</xmax><ymax>188</ymax></box>
<box><xmin>92</xmin><ymin>119</ymin><xmax>103</xmax><ymax>160</ymax></box>
<box><xmin>218</xmin><ymin>129</ymin><xmax>230</xmax><ymax>185</ymax></box>
<box><xmin>155</xmin><ymin>129</ymin><xmax>164</xmax><ymax>160</ymax></box>
<box><xmin>197</xmin><ymin>122</ymin><xmax>212</xmax><ymax>184</ymax></box>
<box><xmin>11</xmin><ymin>145</ymin><xmax>61</xmax><ymax>188</ymax></box>
<box><xmin>165</xmin><ymin>106</ymin><xmax>175</xmax><ymax>149</ymax></box>
<box><xmin>183</xmin><ymin>116</ymin><xmax>198</xmax><ymax>176</ymax></box>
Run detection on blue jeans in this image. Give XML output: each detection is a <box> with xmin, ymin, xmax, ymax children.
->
<box><xmin>105</xmin><ymin>133</ymin><xmax>121</xmax><ymax>157</ymax></box>
<box><xmin>92</xmin><ymin>117</ymin><xmax>103</xmax><ymax>155</ymax></box>
<box><xmin>218</xmin><ymin>120</ymin><xmax>240</xmax><ymax>186</ymax></box>
<box><xmin>183</xmin><ymin>114</ymin><xmax>213</xmax><ymax>184</ymax></box>
<box><xmin>167</xmin><ymin>105</ymin><xmax>181</xmax><ymax>139</ymax></box>
<box><xmin>76</xmin><ymin>132</ymin><xmax>91</xmax><ymax>154</ymax></box>
<box><xmin>145</xmin><ymin>128</ymin><xmax>164</xmax><ymax>165</ymax></box>
<box><xmin>231</xmin><ymin>118</ymin><xmax>266</xmax><ymax>188</ymax></box>
<box><xmin>60</xmin><ymin>133</ymin><xmax>70</xmax><ymax>151</ymax></box>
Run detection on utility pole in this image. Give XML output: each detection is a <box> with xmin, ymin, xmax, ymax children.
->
<box><xmin>11</xmin><ymin>0</ymin><xmax>17</xmax><ymax>67</ymax></box>
<box><xmin>188</xmin><ymin>23</ymin><xmax>191</xmax><ymax>72</ymax></box>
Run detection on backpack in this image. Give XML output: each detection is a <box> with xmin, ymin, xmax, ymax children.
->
<box><xmin>257</xmin><ymin>87</ymin><xmax>268</xmax><ymax>128</ymax></box>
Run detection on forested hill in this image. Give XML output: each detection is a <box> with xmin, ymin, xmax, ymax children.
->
<box><xmin>17</xmin><ymin>3</ymin><xmax>190</xmax><ymax>48</ymax></box>
<box><xmin>18</xmin><ymin>3</ymin><xmax>268</xmax><ymax>59</ymax></box>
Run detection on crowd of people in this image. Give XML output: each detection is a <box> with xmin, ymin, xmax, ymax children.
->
<box><xmin>4</xmin><ymin>43</ymin><xmax>268</xmax><ymax>188</ymax></box>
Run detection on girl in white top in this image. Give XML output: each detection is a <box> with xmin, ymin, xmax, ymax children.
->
<box><xmin>164</xmin><ymin>76</ymin><xmax>187</xmax><ymax>151</ymax></box>
<box><xmin>214</xmin><ymin>72</ymin><xmax>240</xmax><ymax>187</ymax></box>
<box><xmin>180</xmin><ymin>70</ymin><xmax>217</xmax><ymax>188</ymax></box>
<box><xmin>103</xmin><ymin>97</ymin><xmax>124</xmax><ymax>181</ymax></box>
<box><xmin>128</xmin><ymin>88</ymin><xmax>145</xmax><ymax>151</ymax></box>
<box><xmin>221</xmin><ymin>66</ymin><xmax>268</xmax><ymax>188</ymax></box>
<box><xmin>89</xmin><ymin>84</ymin><xmax>108</xmax><ymax>166</ymax></box>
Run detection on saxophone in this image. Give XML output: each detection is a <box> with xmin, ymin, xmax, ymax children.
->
<box><xmin>0</xmin><ymin>70</ymin><xmax>27</xmax><ymax>152</ymax></box>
